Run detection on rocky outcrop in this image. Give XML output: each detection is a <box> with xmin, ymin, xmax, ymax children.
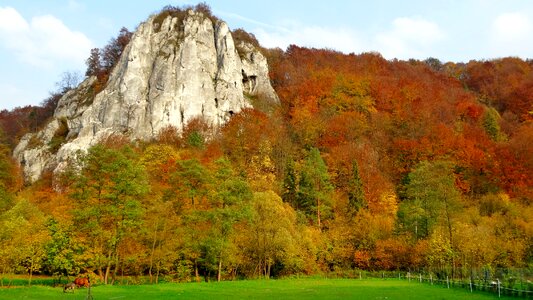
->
<box><xmin>14</xmin><ymin>9</ymin><xmax>278</xmax><ymax>182</ymax></box>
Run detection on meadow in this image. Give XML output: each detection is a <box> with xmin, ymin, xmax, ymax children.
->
<box><xmin>0</xmin><ymin>278</ymin><xmax>516</xmax><ymax>300</ymax></box>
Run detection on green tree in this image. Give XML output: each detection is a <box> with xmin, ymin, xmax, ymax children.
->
<box><xmin>43</xmin><ymin>218</ymin><xmax>81</xmax><ymax>283</ymax></box>
<box><xmin>203</xmin><ymin>158</ymin><xmax>252</xmax><ymax>281</ymax></box>
<box><xmin>187</xmin><ymin>131</ymin><xmax>205</xmax><ymax>149</ymax></box>
<box><xmin>180</xmin><ymin>212</ymin><xmax>209</xmax><ymax>282</ymax></box>
<box><xmin>171</xmin><ymin>159</ymin><xmax>218</xmax><ymax>282</ymax></box>
<box><xmin>347</xmin><ymin>160</ymin><xmax>366</xmax><ymax>214</ymax></box>
<box><xmin>399</xmin><ymin>160</ymin><xmax>462</xmax><ymax>243</ymax></box>
<box><xmin>297</xmin><ymin>148</ymin><xmax>333</xmax><ymax>229</ymax></box>
<box><xmin>282</xmin><ymin>158</ymin><xmax>298</xmax><ymax>209</ymax></box>
<box><xmin>68</xmin><ymin>144</ymin><xmax>149</xmax><ymax>284</ymax></box>
<box><xmin>170</xmin><ymin>159</ymin><xmax>210</xmax><ymax>209</ymax></box>
<box><xmin>483</xmin><ymin>107</ymin><xmax>504</xmax><ymax>141</ymax></box>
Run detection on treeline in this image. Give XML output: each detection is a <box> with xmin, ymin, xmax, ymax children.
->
<box><xmin>0</xmin><ymin>9</ymin><xmax>532</xmax><ymax>284</ymax></box>
<box><xmin>0</xmin><ymin>80</ymin><xmax>73</xmax><ymax>149</ymax></box>
<box><xmin>84</xmin><ymin>26</ymin><xmax>132</xmax><ymax>94</ymax></box>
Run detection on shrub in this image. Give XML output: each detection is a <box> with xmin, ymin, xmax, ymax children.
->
<box><xmin>48</xmin><ymin>118</ymin><xmax>69</xmax><ymax>153</ymax></box>
<box><xmin>152</xmin><ymin>3</ymin><xmax>219</xmax><ymax>33</ymax></box>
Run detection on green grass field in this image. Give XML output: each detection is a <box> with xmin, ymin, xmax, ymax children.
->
<box><xmin>0</xmin><ymin>278</ymin><xmax>515</xmax><ymax>300</ymax></box>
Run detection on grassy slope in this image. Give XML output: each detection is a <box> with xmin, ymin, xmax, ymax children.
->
<box><xmin>0</xmin><ymin>278</ymin><xmax>512</xmax><ymax>300</ymax></box>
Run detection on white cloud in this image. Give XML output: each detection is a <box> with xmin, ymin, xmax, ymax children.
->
<box><xmin>0</xmin><ymin>7</ymin><xmax>28</xmax><ymax>32</ymax></box>
<box><xmin>67</xmin><ymin>0</ymin><xmax>85</xmax><ymax>12</ymax></box>
<box><xmin>489</xmin><ymin>12</ymin><xmax>533</xmax><ymax>57</ymax></box>
<box><xmin>493</xmin><ymin>12</ymin><xmax>531</xmax><ymax>40</ymax></box>
<box><xmin>252</xmin><ymin>21</ymin><xmax>363</xmax><ymax>53</ymax></box>
<box><xmin>248</xmin><ymin>15</ymin><xmax>445</xmax><ymax>59</ymax></box>
<box><xmin>374</xmin><ymin>17</ymin><xmax>445</xmax><ymax>59</ymax></box>
<box><xmin>0</xmin><ymin>6</ymin><xmax>93</xmax><ymax>68</ymax></box>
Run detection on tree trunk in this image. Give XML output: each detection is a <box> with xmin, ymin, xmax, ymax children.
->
<box><xmin>443</xmin><ymin>193</ymin><xmax>455</xmax><ymax>279</ymax></box>
<box><xmin>156</xmin><ymin>260</ymin><xmax>161</xmax><ymax>284</ymax></box>
<box><xmin>97</xmin><ymin>268</ymin><xmax>104</xmax><ymax>283</ymax></box>
<box><xmin>28</xmin><ymin>257</ymin><xmax>34</xmax><ymax>286</ymax></box>
<box><xmin>156</xmin><ymin>219</ymin><xmax>167</xmax><ymax>284</ymax></box>
<box><xmin>121</xmin><ymin>259</ymin><xmax>125</xmax><ymax>285</ymax></box>
<box><xmin>148</xmin><ymin>225</ymin><xmax>158</xmax><ymax>284</ymax></box>
<box><xmin>104</xmin><ymin>251</ymin><xmax>113</xmax><ymax>285</ymax></box>
<box><xmin>111</xmin><ymin>252</ymin><xmax>120</xmax><ymax>285</ymax></box>
<box><xmin>217</xmin><ymin>259</ymin><xmax>222</xmax><ymax>282</ymax></box>
<box><xmin>104</xmin><ymin>264</ymin><xmax>111</xmax><ymax>285</ymax></box>
<box><xmin>254</xmin><ymin>261</ymin><xmax>261</xmax><ymax>278</ymax></box>
<box><xmin>195</xmin><ymin>260</ymin><xmax>200</xmax><ymax>282</ymax></box>
<box><xmin>316</xmin><ymin>198</ymin><xmax>321</xmax><ymax>230</ymax></box>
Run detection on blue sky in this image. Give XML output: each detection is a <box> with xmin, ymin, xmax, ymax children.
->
<box><xmin>0</xmin><ymin>0</ymin><xmax>532</xmax><ymax>110</ymax></box>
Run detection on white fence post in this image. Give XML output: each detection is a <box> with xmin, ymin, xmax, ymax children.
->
<box><xmin>447</xmin><ymin>276</ymin><xmax>449</xmax><ymax>289</ymax></box>
<box><xmin>430</xmin><ymin>274</ymin><xmax>433</xmax><ymax>285</ymax></box>
<box><xmin>496</xmin><ymin>279</ymin><xmax>502</xmax><ymax>298</ymax></box>
<box><xmin>419</xmin><ymin>274</ymin><xmax>422</xmax><ymax>283</ymax></box>
<box><xmin>470</xmin><ymin>278</ymin><xmax>472</xmax><ymax>292</ymax></box>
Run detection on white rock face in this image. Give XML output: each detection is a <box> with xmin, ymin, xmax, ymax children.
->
<box><xmin>13</xmin><ymin>10</ymin><xmax>278</xmax><ymax>182</ymax></box>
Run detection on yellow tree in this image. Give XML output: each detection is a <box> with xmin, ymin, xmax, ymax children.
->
<box><xmin>0</xmin><ymin>199</ymin><xmax>49</xmax><ymax>285</ymax></box>
<box><xmin>140</xmin><ymin>144</ymin><xmax>181</xmax><ymax>283</ymax></box>
<box><xmin>244</xmin><ymin>191</ymin><xmax>299</xmax><ymax>278</ymax></box>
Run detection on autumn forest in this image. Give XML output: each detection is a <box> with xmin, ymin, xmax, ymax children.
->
<box><xmin>0</xmin><ymin>5</ymin><xmax>532</xmax><ymax>285</ymax></box>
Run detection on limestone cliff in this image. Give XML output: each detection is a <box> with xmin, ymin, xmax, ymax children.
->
<box><xmin>14</xmin><ymin>9</ymin><xmax>278</xmax><ymax>182</ymax></box>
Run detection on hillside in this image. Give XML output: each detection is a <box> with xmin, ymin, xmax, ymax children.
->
<box><xmin>0</xmin><ymin>4</ymin><xmax>531</xmax><ymax>284</ymax></box>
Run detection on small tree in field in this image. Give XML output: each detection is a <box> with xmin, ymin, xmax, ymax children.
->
<box><xmin>0</xmin><ymin>199</ymin><xmax>49</xmax><ymax>286</ymax></box>
<box><xmin>43</xmin><ymin>218</ymin><xmax>81</xmax><ymax>284</ymax></box>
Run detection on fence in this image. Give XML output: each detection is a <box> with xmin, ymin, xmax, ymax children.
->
<box><xmin>359</xmin><ymin>271</ymin><xmax>533</xmax><ymax>298</ymax></box>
